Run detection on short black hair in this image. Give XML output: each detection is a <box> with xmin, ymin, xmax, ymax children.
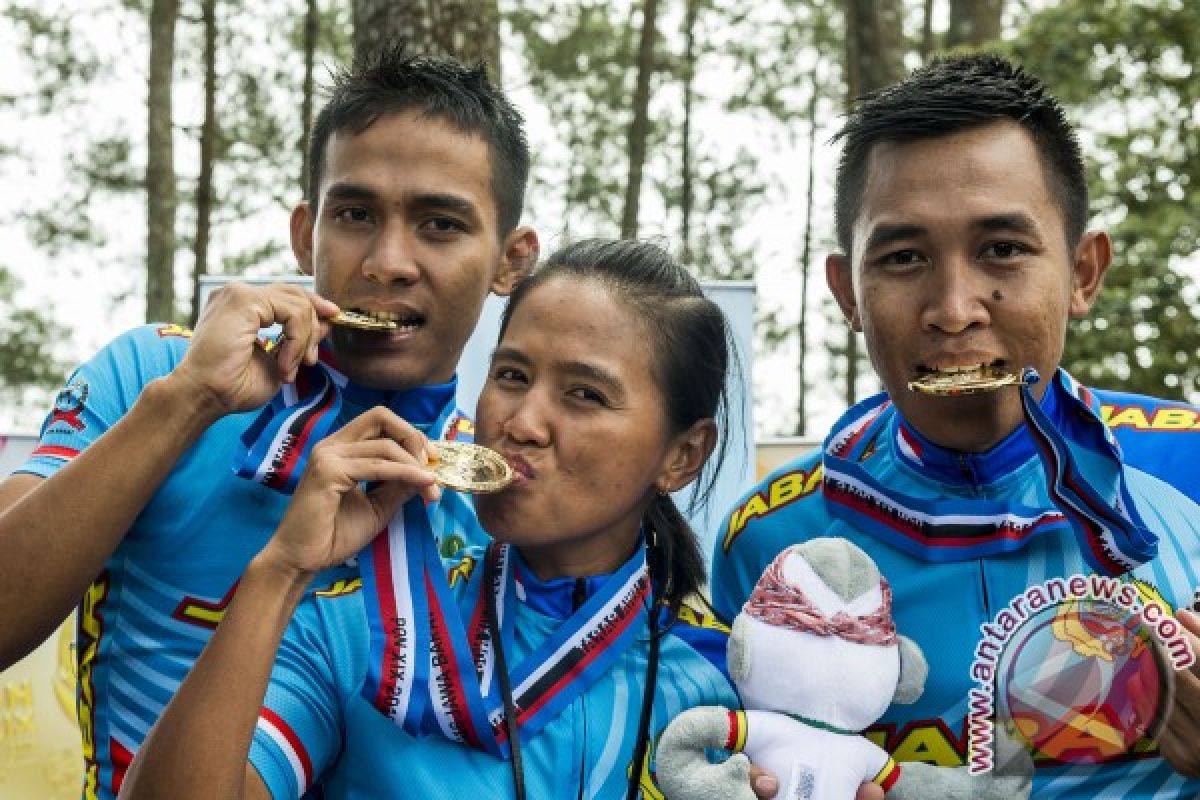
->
<box><xmin>308</xmin><ymin>45</ymin><xmax>529</xmax><ymax>235</ymax></box>
<box><xmin>499</xmin><ymin>239</ymin><xmax>734</xmax><ymax>613</ymax></box>
<box><xmin>833</xmin><ymin>53</ymin><xmax>1087</xmax><ymax>254</ymax></box>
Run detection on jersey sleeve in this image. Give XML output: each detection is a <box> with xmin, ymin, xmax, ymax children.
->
<box><xmin>248</xmin><ymin>593</ymin><xmax>347</xmax><ymax>799</ymax></box>
<box><xmin>708</xmin><ymin>452</ymin><xmax>827</xmax><ymax>623</ymax></box>
<box><xmin>17</xmin><ymin>324</ymin><xmax>191</xmax><ymax>478</ymax></box>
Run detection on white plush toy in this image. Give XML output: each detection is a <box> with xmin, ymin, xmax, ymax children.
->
<box><xmin>656</xmin><ymin>538</ymin><xmax>1032</xmax><ymax>800</ymax></box>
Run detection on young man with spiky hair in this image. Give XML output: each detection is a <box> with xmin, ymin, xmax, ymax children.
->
<box><xmin>714</xmin><ymin>54</ymin><xmax>1200</xmax><ymax>798</ymax></box>
<box><xmin>0</xmin><ymin>47</ymin><xmax>538</xmax><ymax>799</ymax></box>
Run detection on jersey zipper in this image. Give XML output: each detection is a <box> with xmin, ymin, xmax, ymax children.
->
<box><xmin>576</xmin><ymin>698</ymin><xmax>588</xmax><ymax>799</ymax></box>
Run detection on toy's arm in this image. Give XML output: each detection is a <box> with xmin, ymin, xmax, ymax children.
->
<box><xmin>884</xmin><ymin>726</ymin><xmax>1032</xmax><ymax>800</ymax></box>
<box><xmin>655</xmin><ymin>707</ymin><xmax>756</xmax><ymax>800</ymax></box>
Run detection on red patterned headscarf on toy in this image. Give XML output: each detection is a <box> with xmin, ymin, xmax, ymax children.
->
<box><xmin>742</xmin><ymin>548</ymin><xmax>898</xmax><ymax>646</ymax></box>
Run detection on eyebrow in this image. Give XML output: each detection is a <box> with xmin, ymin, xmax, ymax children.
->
<box><xmin>323</xmin><ymin>182</ymin><xmax>379</xmax><ymax>203</ymax></box>
<box><xmin>413</xmin><ymin>192</ymin><xmax>479</xmax><ymax>220</ymax></box>
<box><xmin>862</xmin><ymin>224</ymin><xmax>926</xmax><ymax>254</ymax></box>
<box><xmin>973</xmin><ymin>213</ymin><xmax>1041</xmax><ymax>237</ymax></box>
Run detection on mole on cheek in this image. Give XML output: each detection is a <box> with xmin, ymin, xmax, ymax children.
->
<box><xmin>992</xmin><ymin>290</ymin><xmax>1004</xmax><ymax>302</ymax></box>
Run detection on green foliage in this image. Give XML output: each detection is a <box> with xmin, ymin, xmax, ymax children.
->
<box><xmin>507</xmin><ymin>0</ymin><xmax>768</xmax><ymax>280</ymax></box>
<box><xmin>3</xmin><ymin>3</ymin><xmax>106</xmax><ymax>113</ymax></box>
<box><xmin>1006</xmin><ymin>0</ymin><xmax>1200</xmax><ymax>399</ymax></box>
<box><xmin>0</xmin><ymin>266</ymin><xmax>67</xmax><ymax>389</ymax></box>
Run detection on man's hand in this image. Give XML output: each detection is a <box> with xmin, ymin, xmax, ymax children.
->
<box><xmin>172</xmin><ymin>282</ymin><xmax>339</xmax><ymax>418</ymax></box>
<box><xmin>1157</xmin><ymin>608</ymin><xmax>1200</xmax><ymax>777</ymax></box>
<box><xmin>256</xmin><ymin>408</ymin><xmax>440</xmax><ymax>580</ymax></box>
<box><xmin>748</xmin><ymin>766</ymin><xmax>885</xmax><ymax>799</ymax></box>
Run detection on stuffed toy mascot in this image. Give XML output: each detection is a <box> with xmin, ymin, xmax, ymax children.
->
<box><xmin>656</xmin><ymin>538</ymin><xmax>1031</xmax><ymax>800</ymax></box>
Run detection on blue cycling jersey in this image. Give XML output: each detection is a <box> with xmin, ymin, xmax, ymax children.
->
<box><xmin>711</xmin><ymin>375</ymin><xmax>1200</xmax><ymax>799</ymax></box>
<box><xmin>248</xmin><ymin>548</ymin><xmax>739</xmax><ymax>800</ymax></box>
<box><xmin>19</xmin><ymin>325</ymin><xmax>482</xmax><ymax>800</ymax></box>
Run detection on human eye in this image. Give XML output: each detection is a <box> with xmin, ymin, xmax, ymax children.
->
<box><xmin>980</xmin><ymin>241</ymin><xmax>1027</xmax><ymax>261</ymax></box>
<box><xmin>491</xmin><ymin>365</ymin><xmax>526</xmax><ymax>385</ymax></box>
<box><xmin>566</xmin><ymin>386</ymin><xmax>608</xmax><ymax>406</ymax></box>
<box><xmin>420</xmin><ymin>216</ymin><xmax>468</xmax><ymax>237</ymax></box>
<box><xmin>333</xmin><ymin>206</ymin><xmax>374</xmax><ymax>226</ymax></box>
<box><xmin>874</xmin><ymin>249</ymin><xmax>929</xmax><ymax>271</ymax></box>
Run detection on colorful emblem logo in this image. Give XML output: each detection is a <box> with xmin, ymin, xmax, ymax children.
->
<box><xmin>47</xmin><ymin>380</ymin><xmax>89</xmax><ymax>435</ymax></box>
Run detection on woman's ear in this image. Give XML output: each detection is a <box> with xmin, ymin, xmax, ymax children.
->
<box><xmin>658</xmin><ymin>418</ymin><xmax>717</xmax><ymax>494</ymax></box>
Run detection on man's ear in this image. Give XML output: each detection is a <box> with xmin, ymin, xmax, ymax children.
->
<box><xmin>1069</xmin><ymin>230</ymin><xmax>1111</xmax><ymax>317</ymax></box>
<box><xmin>290</xmin><ymin>202</ymin><xmax>316</xmax><ymax>277</ymax></box>
<box><xmin>657</xmin><ymin>418</ymin><xmax>717</xmax><ymax>495</ymax></box>
<box><xmin>825</xmin><ymin>253</ymin><xmax>861</xmax><ymax>332</ymax></box>
<box><xmin>492</xmin><ymin>226</ymin><xmax>540</xmax><ymax>296</ymax></box>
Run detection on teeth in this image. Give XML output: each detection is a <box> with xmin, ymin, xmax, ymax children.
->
<box><xmin>919</xmin><ymin>362</ymin><xmax>1000</xmax><ymax>375</ymax></box>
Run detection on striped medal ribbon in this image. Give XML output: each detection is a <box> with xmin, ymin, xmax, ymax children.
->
<box><xmin>361</xmin><ymin>524</ymin><xmax>651</xmax><ymax>757</ymax></box>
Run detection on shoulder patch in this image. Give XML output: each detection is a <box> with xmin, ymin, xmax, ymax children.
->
<box><xmin>722</xmin><ymin>464</ymin><xmax>823</xmax><ymax>553</ymax></box>
<box><xmin>315</xmin><ymin>577</ymin><xmax>362</xmax><ymax>598</ymax></box>
<box><xmin>46</xmin><ymin>379</ymin><xmax>90</xmax><ymax>435</ymax></box>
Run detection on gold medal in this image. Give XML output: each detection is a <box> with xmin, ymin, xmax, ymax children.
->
<box><xmin>331</xmin><ymin>310</ymin><xmax>398</xmax><ymax>331</ymax></box>
<box><xmin>907</xmin><ymin>365</ymin><xmax>1022</xmax><ymax>395</ymax></box>
<box><xmin>429</xmin><ymin>441</ymin><xmax>514</xmax><ymax>494</ymax></box>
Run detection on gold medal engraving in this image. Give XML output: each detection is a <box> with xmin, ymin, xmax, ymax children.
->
<box><xmin>429</xmin><ymin>441</ymin><xmax>514</xmax><ymax>494</ymax></box>
<box><xmin>908</xmin><ymin>365</ymin><xmax>1022</xmax><ymax>395</ymax></box>
<box><xmin>331</xmin><ymin>310</ymin><xmax>398</xmax><ymax>331</ymax></box>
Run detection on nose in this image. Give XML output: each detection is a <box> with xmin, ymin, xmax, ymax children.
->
<box><xmin>362</xmin><ymin>222</ymin><xmax>420</xmax><ymax>286</ymax></box>
<box><xmin>500</xmin><ymin>392</ymin><xmax>551</xmax><ymax>448</ymax></box>
<box><xmin>919</xmin><ymin>257</ymin><xmax>989</xmax><ymax>334</ymax></box>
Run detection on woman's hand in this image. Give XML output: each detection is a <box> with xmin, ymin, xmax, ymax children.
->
<box><xmin>257</xmin><ymin>407</ymin><xmax>442</xmax><ymax>579</ymax></box>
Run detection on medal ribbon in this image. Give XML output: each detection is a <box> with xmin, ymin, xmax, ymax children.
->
<box><xmin>233</xmin><ymin>347</ymin><xmax>461</xmax><ymax>494</ymax></box>
<box><xmin>1019</xmin><ymin>368</ymin><xmax>1157</xmax><ymax>575</ymax></box>
<box><xmin>363</xmin><ymin>524</ymin><xmax>650</xmax><ymax>757</ymax></box>
<box><xmin>822</xmin><ymin>368</ymin><xmax>1157</xmax><ymax>575</ymax></box>
<box><xmin>234</xmin><ymin>360</ymin><xmax>346</xmax><ymax>492</ymax></box>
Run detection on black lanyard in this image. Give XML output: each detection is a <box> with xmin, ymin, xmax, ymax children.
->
<box><xmin>483</xmin><ymin>543</ymin><xmax>661</xmax><ymax>800</ymax></box>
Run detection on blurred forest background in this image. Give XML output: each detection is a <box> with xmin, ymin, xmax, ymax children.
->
<box><xmin>0</xmin><ymin>0</ymin><xmax>1196</xmax><ymax>436</ymax></box>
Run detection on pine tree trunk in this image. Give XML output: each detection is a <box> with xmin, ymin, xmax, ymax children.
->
<box><xmin>842</xmin><ymin>0</ymin><xmax>906</xmax><ymax>405</ymax></box>
<box><xmin>946</xmin><ymin>0</ymin><xmax>1004</xmax><ymax>48</ymax></box>
<box><xmin>796</xmin><ymin>72</ymin><xmax>820</xmax><ymax>436</ymax></box>
<box><xmin>679</xmin><ymin>0</ymin><xmax>698</xmax><ymax>265</ymax></box>
<box><xmin>921</xmin><ymin>0</ymin><xmax>936</xmax><ymax>59</ymax></box>
<box><xmin>190</xmin><ymin>0</ymin><xmax>217</xmax><ymax>327</ymax></box>
<box><xmin>147</xmin><ymin>0</ymin><xmax>179</xmax><ymax>323</ymax></box>
<box><xmin>620</xmin><ymin>0</ymin><xmax>660</xmax><ymax>240</ymax></box>
<box><xmin>300</xmin><ymin>0</ymin><xmax>319</xmax><ymax>198</ymax></box>
<box><xmin>352</xmin><ymin>0</ymin><xmax>501</xmax><ymax>81</ymax></box>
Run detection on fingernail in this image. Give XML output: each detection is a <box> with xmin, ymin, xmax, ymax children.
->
<box><xmin>754</xmin><ymin>775</ymin><xmax>778</xmax><ymax>793</ymax></box>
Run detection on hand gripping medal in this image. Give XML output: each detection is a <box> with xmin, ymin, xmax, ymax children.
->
<box><xmin>907</xmin><ymin>364</ymin><xmax>1022</xmax><ymax>395</ymax></box>
<box><xmin>429</xmin><ymin>441</ymin><xmax>514</xmax><ymax>494</ymax></box>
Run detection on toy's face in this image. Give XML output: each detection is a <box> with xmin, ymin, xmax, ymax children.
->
<box><xmin>733</xmin><ymin>615</ymin><xmax>900</xmax><ymax>732</ymax></box>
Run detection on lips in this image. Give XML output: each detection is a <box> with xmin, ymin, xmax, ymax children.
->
<box><xmin>504</xmin><ymin>452</ymin><xmax>536</xmax><ymax>482</ymax></box>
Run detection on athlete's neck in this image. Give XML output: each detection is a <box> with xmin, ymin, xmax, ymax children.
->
<box><xmin>896</xmin><ymin>381</ymin><xmax>1047</xmax><ymax>453</ymax></box>
<box><xmin>517</xmin><ymin>524</ymin><xmax>642</xmax><ymax>583</ymax></box>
